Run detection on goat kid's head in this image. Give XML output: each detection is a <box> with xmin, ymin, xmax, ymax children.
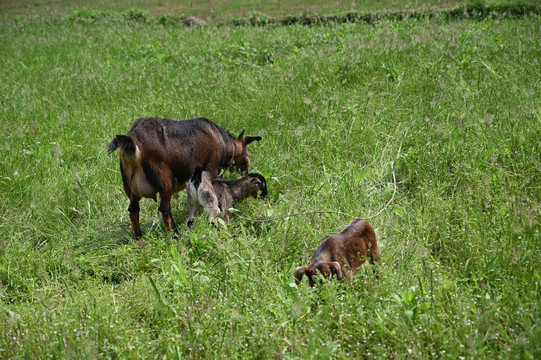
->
<box><xmin>294</xmin><ymin>262</ymin><xmax>343</xmax><ymax>287</ymax></box>
<box><xmin>231</xmin><ymin>129</ymin><xmax>262</xmax><ymax>174</ymax></box>
<box><xmin>242</xmin><ymin>173</ymin><xmax>268</xmax><ymax>199</ymax></box>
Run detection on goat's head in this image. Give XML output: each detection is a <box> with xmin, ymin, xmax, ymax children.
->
<box><xmin>231</xmin><ymin>128</ymin><xmax>262</xmax><ymax>174</ymax></box>
<box><xmin>294</xmin><ymin>261</ymin><xmax>343</xmax><ymax>287</ymax></box>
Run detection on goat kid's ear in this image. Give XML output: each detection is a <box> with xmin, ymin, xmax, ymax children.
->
<box><xmin>294</xmin><ymin>266</ymin><xmax>308</xmax><ymax>284</ymax></box>
<box><xmin>237</xmin><ymin>128</ymin><xmax>245</xmax><ymax>140</ymax></box>
<box><xmin>244</xmin><ymin>136</ymin><xmax>262</xmax><ymax>145</ymax></box>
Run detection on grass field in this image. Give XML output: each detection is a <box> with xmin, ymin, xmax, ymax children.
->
<box><xmin>1</xmin><ymin>0</ymin><xmax>464</xmax><ymax>18</ymax></box>
<box><xmin>1</xmin><ymin>0</ymin><xmax>540</xmax><ymax>358</ymax></box>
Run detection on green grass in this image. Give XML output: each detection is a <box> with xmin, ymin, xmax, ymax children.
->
<box><xmin>1</xmin><ymin>1</ymin><xmax>540</xmax><ymax>358</ymax></box>
<box><xmin>1</xmin><ymin>0</ymin><xmax>464</xmax><ymax>18</ymax></box>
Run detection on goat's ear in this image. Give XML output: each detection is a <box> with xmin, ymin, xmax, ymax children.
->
<box><xmin>244</xmin><ymin>136</ymin><xmax>262</xmax><ymax>145</ymax></box>
<box><xmin>294</xmin><ymin>266</ymin><xmax>308</xmax><ymax>285</ymax></box>
<box><xmin>237</xmin><ymin>128</ymin><xmax>245</xmax><ymax>140</ymax></box>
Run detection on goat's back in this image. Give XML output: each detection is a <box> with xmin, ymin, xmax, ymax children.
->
<box><xmin>313</xmin><ymin>219</ymin><xmax>378</xmax><ymax>266</ymax></box>
<box><xmin>128</xmin><ymin>117</ymin><xmax>232</xmax><ymax>151</ymax></box>
<box><xmin>127</xmin><ymin>117</ymin><xmax>235</xmax><ymax>183</ymax></box>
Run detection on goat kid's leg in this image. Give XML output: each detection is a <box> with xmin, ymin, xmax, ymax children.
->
<box><xmin>186</xmin><ymin>189</ymin><xmax>200</xmax><ymax>228</ymax></box>
<box><xmin>208</xmin><ymin>205</ymin><xmax>222</xmax><ymax>224</ymax></box>
<box><xmin>222</xmin><ymin>208</ymin><xmax>232</xmax><ymax>222</ymax></box>
<box><xmin>187</xmin><ymin>185</ymin><xmax>194</xmax><ymax>227</ymax></box>
<box><xmin>128</xmin><ymin>195</ymin><xmax>142</xmax><ymax>238</ymax></box>
<box><xmin>329</xmin><ymin>261</ymin><xmax>343</xmax><ymax>280</ymax></box>
<box><xmin>158</xmin><ymin>192</ymin><xmax>178</xmax><ymax>236</ymax></box>
<box><xmin>370</xmin><ymin>241</ymin><xmax>382</xmax><ymax>265</ymax></box>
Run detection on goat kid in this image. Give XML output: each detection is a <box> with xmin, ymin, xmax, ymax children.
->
<box><xmin>187</xmin><ymin>166</ymin><xmax>267</xmax><ymax>227</ymax></box>
<box><xmin>108</xmin><ymin>117</ymin><xmax>262</xmax><ymax>237</ymax></box>
<box><xmin>295</xmin><ymin>219</ymin><xmax>380</xmax><ymax>286</ymax></box>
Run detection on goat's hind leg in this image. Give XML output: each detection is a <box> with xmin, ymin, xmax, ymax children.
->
<box><xmin>128</xmin><ymin>195</ymin><xmax>142</xmax><ymax>239</ymax></box>
<box><xmin>121</xmin><ymin>165</ymin><xmax>143</xmax><ymax>239</ymax></box>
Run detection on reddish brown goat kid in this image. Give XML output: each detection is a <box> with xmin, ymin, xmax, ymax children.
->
<box><xmin>187</xmin><ymin>165</ymin><xmax>267</xmax><ymax>227</ymax></box>
<box><xmin>108</xmin><ymin>117</ymin><xmax>262</xmax><ymax>238</ymax></box>
<box><xmin>295</xmin><ymin>219</ymin><xmax>381</xmax><ymax>287</ymax></box>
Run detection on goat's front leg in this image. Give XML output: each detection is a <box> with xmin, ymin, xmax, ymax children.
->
<box><xmin>158</xmin><ymin>191</ymin><xmax>178</xmax><ymax>235</ymax></box>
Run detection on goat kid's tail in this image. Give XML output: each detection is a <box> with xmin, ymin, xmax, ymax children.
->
<box><xmin>190</xmin><ymin>165</ymin><xmax>204</xmax><ymax>189</ymax></box>
<box><xmin>108</xmin><ymin>135</ymin><xmax>136</xmax><ymax>156</ymax></box>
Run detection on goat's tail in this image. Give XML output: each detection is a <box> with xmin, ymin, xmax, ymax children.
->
<box><xmin>108</xmin><ymin>135</ymin><xmax>136</xmax><ymax>156</ymax></box>
<box><xmin>191</xmin><ymin>165</ymin><xmax>204</xmax><ymax>188</ymax></box>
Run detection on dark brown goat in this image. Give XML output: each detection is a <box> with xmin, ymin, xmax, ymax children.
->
<box><xmin>108</xmin><ymin>117</ymin><xmax>262</xmax><ymax>237</ymax></box>
<box><xmin>187</xmin><ymin>166</ymin><xmax>267</xmax><ymax>227</ymax></box>
<box><xmin>295</xmin><ymin>219</ymin><xmax>381</xmax><ymax>286</ymax></box>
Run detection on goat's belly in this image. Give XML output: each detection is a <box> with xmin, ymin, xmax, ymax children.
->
<box><xmin>131</xmin><ymin>173</ymin><xmax>157</xmax><ymax>198</ymax></box>
<box><xmin>173</xmin><ymin>179</ymin><xmax>187</xmax><ymax>193</ymax></box>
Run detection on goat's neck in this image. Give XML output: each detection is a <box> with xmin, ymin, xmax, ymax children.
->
<box><xmin>226</xmin><ymin>140</ymin><xmax>239</xmax><ymax>168</ymax></box>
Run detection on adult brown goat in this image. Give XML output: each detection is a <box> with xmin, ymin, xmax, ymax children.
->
<box><xmin>108</xmin><ymin>117</ymin><xmax>262</xmax><ymax>237</ymax></box>
<box><xmin>294</xmin><ymin>219</ymin><xmax>381</xmax><ymax>287</ymax></box>
<box><xmin>187</xmin><ymin>165</ymin><xmax>267</xmax><ymax>227</ymax></box>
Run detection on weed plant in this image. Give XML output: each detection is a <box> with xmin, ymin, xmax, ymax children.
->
<box><xmin>0</xmin><ymin>3</ymin><xmax>540</xmax><ymax>359</ymax></box>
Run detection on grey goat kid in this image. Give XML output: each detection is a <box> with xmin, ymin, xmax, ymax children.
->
<box><xmin>187</xmin><ymin>166</ymin><xmax>267</xmax><ymax>227</ymax></box>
